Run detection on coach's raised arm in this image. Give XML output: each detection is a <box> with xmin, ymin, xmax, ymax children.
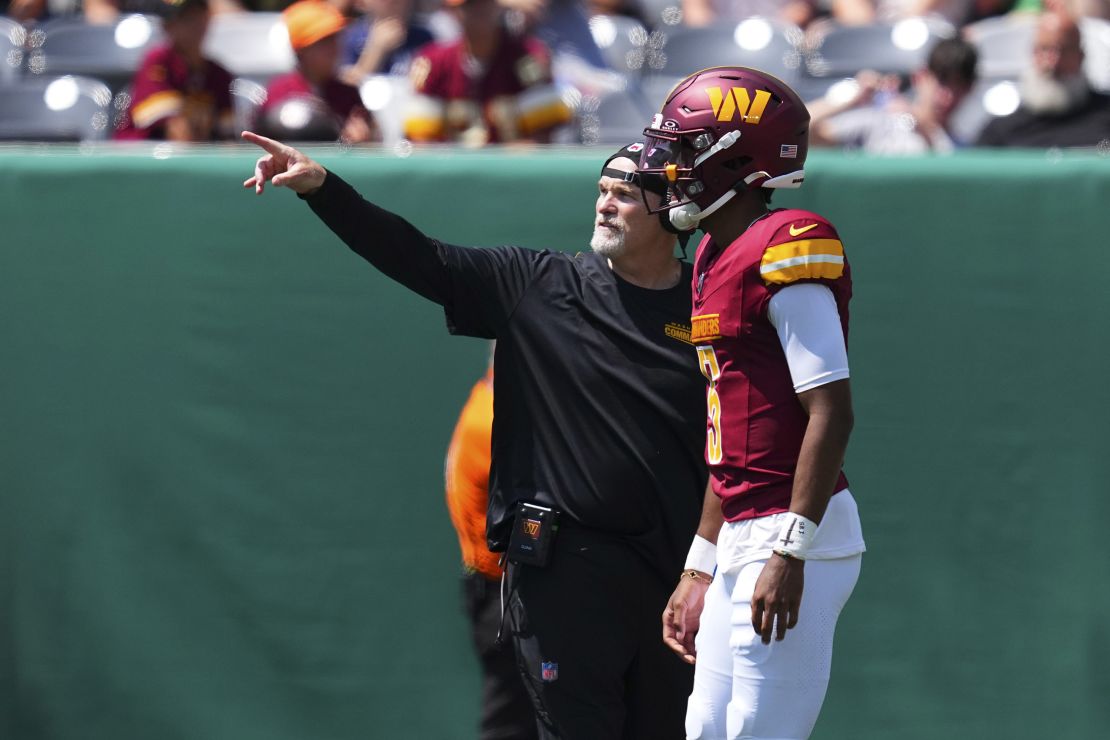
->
<box><xmin>239</xmin><ymin>130</ymin><xmax>711</xmax><ymax>740</ymax></box>
<box><xmin>241</xmin><ymin>130</ymin><xmax>471</xmax><ymax>309</ymax></box>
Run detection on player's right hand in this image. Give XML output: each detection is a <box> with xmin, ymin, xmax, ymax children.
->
<box><xmin>241</xmin><ymin>131</ymin><xmax>327</xmax><ymax>196</ymax></box>
<box><xmin>662</xmin><ymin>575</ymin><xmax>711</xmax><ymax>664</ymax></box>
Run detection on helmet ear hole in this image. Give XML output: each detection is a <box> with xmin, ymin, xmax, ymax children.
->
<box><xmin>720</xmin><ymin>156</ymin><xmax>752</xmax><ymax>172</ymax></box>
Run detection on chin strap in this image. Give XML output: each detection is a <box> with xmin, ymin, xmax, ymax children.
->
<box><xmin>676</xmin><ymin>230</ymin><xmax>692</xmax><ymax>260</ymax></box>
<box><xmin>669</xmin><ymin>186</ymin><xmax>741</xmax><ymax>231</ymax></box>
<box><xmin>661</xmin><ymin>210</ymin><xmax>694</xmax><ymax>260</ymax></box>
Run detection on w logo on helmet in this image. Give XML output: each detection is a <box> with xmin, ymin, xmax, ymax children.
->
<box><xmin>706</xmin><ymin>87</ymin><xmax>772</xmax><ymax>124</ymax></box>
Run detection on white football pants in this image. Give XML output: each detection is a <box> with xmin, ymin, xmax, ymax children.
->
<box><xmin>685</xmin><ymin>555</ymin><xmax>862</xmax><ymax>740</ymax></box>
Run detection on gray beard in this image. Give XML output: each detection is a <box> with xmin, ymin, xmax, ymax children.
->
<box><xmin>590</xmin><ymin>225</ymin><xmax>626</xmax><ymax>257</ymax></box>
<box><xmin>1020</xmin><ymin>68</ymin><xmax>1090</xmax><ymax>115</ymax></box>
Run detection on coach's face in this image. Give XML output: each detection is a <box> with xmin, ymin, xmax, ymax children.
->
<box><xmin>591</xmin><ymin>157</ymin><xmax>666</xmax><ymax>258</ymax></box>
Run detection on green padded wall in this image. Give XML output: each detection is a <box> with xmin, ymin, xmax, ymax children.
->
<box><xmin>1</xmin><ymin>147</ymin><xmax>1108</xmax><ymax>739</ymax></box>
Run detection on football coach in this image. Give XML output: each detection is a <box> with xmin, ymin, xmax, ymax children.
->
<box><xmin>242</xmin><ymin>131</ymin><xmax>708</xmax><ymax>740</ymax></box>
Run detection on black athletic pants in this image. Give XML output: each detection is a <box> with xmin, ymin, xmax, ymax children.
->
<box><xmin>507</xmin><ymin>529</ymin><xmax>694</xmax><ymax>740</ymax></box>
<box><xmin>463</xmin><ymin>572</ymin><xmax>540</xmax><ymax>740</ymax></box>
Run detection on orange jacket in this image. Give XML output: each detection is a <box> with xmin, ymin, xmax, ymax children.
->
<box><xmin>444</xmin><ymin>370</ymin><xmax>502</xmax><ymax>580</ymax></box>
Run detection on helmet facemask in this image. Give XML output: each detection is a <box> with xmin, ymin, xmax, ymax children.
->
<box><xmin>639</xmin><ymin>123</ymin><xmax>751</xmax><ymax>231</ymax></box>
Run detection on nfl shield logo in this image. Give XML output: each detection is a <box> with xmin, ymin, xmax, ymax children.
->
<box><xmin>541</xmin><ymin>661</ymin><xmax>559</xmax><ymax>682</ymax></box>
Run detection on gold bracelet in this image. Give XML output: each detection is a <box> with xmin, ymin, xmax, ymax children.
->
<box><xmin>681</xmin><ymin>568</ymin><xmax>713</xmax><ymax>584</ymax></box>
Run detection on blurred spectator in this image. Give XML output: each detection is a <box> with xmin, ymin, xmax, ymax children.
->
<box><xmin>261</xmin><ymin>0</ymin><xmax>378</xmax><ymax>143</ymax></box>
<box><xmin>84</xmin><ymin>0</ymin><xmax>162</xmax><ymax>25</ymax></box>
<box><xmin>1012</xmin><ymin>0</ymin><xmax>1109</xmax><ymax>20</ymax></box>
<box><xmin>977</xmin><ymin>10</ymin><xmax>1110</xmax><ymax>146</ymax></box>
<box><xmin>583</xmin><ymin>0</ymin><xmax>647</xmax><ymax>25</ymax></box>
<box><xmin>809</xmin><ymin>36</ymin><xmax>979</xmax><ymax>152</ymax></box>
<box><xmin>338</xmin><ymin>0</ymin><xmax>434</xmax><ymax>80</ymax></box>
<box><xmin>827</xmin><ymin>0</ymin><xmax>1015</xmax><ymax>27</ymax></box>
<box><xmin>3</xmin><ymin>0</ymin><xmax>49</xmax><ymax>24</ymax></box>
<box><xmin>114</xmin><ymin>0</ymin><xmax>235</xmax><ymax>141</ymax></box>
<box><xmin>83</xmin><ymin>0</ymin><xmax>242</xmax><ymax>25</ymax></box>
<box><xmin>682</xmin><ymin>0</ymin><xmax>817</xmax><ymax>29</ymax></box>
<box><xmin>502</xmin><ymin>0</ymin><xmax>608</xmax><ymax>69</ymax></box>
<box><xmin>403</xmin><ymin>0</ymin><xmax>571</xmax><ymax>144</ymax></box>
<box><xmin>1072</xmin><ymin>0</ymin><xmax>1110</xmax><ymax>20</ymax></box>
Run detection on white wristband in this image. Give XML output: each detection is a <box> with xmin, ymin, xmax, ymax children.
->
<box><xmin>772</xmin><ymin>513</ymin><xmax>818</xmax><ymax>560</ymax></box>
<box><xmin>684</xmin><ymin>535</ymin><xmax>717</xmax><ymax>575</ymax></box>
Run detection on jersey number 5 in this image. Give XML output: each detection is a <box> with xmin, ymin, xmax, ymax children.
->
<box><xmin>696</xmin><ymin>345</ymin><xmax>723</xmax><ymax>465</ymax></box>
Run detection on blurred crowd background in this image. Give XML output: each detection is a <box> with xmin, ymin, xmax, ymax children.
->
<box><xmin>0</xmin><ymin>0</ymin><xmax>1107</xmax><ymax>150</ymax></box>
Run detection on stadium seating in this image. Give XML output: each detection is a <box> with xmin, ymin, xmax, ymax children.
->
<box><xmin>1</xmin><ymin>17</ymin><xmax>25</xmax><ymax>85</ymax></box>
<box><xmin>2</xmin><ymin>11</ymin><xmax>1100</xmax><ymax>145</ymax></box>
<box><xmin>804</xmin><ymin>18</ymin><xmax>955</xmax><ymax>79</ymax></box>
<box><xmin>648</xmin><ymin>19</ymin><xmax>805</xmax><ymax>83</ymax></box>
<box><xmin>639</xmin><ymin>74</ymin><xmax>680</xmax><ymax>111</ymax></box>
<box><xmin>25</xmin><ymin>16</ymin><xmax>164</xmax><ymax>94</ymax></box>
<box><xmin>1080</xmin><ymin>17</ymin><xmax>1110</xmax><ymax>92</ymax></box>
<box><xmin>230</xmin><ymin>77</ymin><xmax>268</xmax><ymax>137</ymax></box>
<box><xmin>964</xmin><ymin>14</ymin><xmax>1035</xmax><ymax>80</ymax></box>
<box><xmin>356</xmin><ymin>74</ymin><xmax>413</xmax><ymax>145</ymax></box>
<box><xmin>578</xmin><ymin>86</ymin><xmax>655</xmax><ymax>144</ymax></box>
<box><xmin>948</xmin><ymin>76</ymin><xmax>1020</xmax><ymax>144</ymax></box>
<box><xmin>202</xmin><ymin>12</ymin><xmax>295</xmax><ymax>84</ymax></box>
<box><xmin>588</xmin><ymin>14</ymin><xmax>652</xmax><ymax>76</ymax></box>
<box><xmin>637</xmin><ymin>0</ymin><xmax>685</xmax><ymax>31</ymax></box>
<box><xmin>0</xmin><ymin>75</ymin><xmax>113</xmax><ymax>141</ymax></box>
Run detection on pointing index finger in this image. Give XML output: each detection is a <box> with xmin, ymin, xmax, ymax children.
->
<box><xmin>241</xmin><ymin>130</ymin><xmax>285</xmax><ymax>155</ymax></box>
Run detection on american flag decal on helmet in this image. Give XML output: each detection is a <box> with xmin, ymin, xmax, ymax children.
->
<box><xmin>780</xmin><ymin>145</ymin><xmax>798</xmax><ymax>158</ymax></box>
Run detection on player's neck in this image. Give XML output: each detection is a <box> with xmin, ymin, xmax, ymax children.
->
<box><xmin>464</xmin><ymin>28</ymin><xmax>500</xmax><ymax>62</ymax></box>
<box><xmin>701</xmin><ymin>193</ymin><xmax>770</xmax><ymax>246</ymax></box>
<box><xmin>173</xmin><ymin>42</ymin><xmax>206</xmax><ymax>70</ymax></box>
<box><xmin>608</xmin><ymin>242</ymin><xmax>682</xmax><ymax>290</ymax></box>
<box><xmin>301</xmin><ymin>67</ymin><xmax>330</xmax><ymax>87</ymax></box>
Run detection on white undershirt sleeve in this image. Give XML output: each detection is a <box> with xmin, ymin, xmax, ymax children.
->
<box><xmin>766</xmin><ymin>283</ymin><xmax>850</xmax><ymax>393</ymax></box>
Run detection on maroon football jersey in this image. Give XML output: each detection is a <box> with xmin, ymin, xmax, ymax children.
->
<box><xmin>115</xmin><ymin>44</ymin><xmax>233</xmax><ymax>141</ymax></box>
<box><xmin>261</xmin><ymin>71</ymin><xmax>372</xmax><ymax>127</ymax></box>
<box><xmin>406</xmin><ymin>31</ymin><xmax>556</xmax><ymax>143</ymax></box>
<box><xmin>690</xmin><ymin>209</ymin><xmax>852</xmax><ymax>522</ymax></box>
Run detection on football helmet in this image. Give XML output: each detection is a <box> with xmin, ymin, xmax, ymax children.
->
<box><xmin>639</xmin><ymin>66</ymin><xmax>810</xmax><ymax>231</ymax></box>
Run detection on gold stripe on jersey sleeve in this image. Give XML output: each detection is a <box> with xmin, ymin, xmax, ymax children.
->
<box><xmin>760</xmin><ymin>238</ymin><xmax>845</xmax><ymax>284</ymax></box>
<box><xmin>517</xmin><ymin>84</ymin><xmax>572</xmax><ymax>135</ymax></box>
<box><xmin>403</xmin><ymin>95</ymin><xmax>447</xmax><ymax>141</ymax></box>
<box><xmin>131</xmin><ymin>90</ymin><xmax>183</xmax><ymax>129</ymax></box>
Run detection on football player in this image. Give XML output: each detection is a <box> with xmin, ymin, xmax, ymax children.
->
<box><xmin>643</xmin><ymin>67</ymin><xmax>867</xmax><ymax>739</ymax></box>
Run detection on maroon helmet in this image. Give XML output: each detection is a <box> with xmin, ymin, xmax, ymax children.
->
<box><xmin>639</xmin><ymin>66</ymin><xmax>810</xmax><ymax>231</ymax></box>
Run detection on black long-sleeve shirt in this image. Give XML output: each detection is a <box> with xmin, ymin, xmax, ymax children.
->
<box><xmin>305</xmin><ymin>172</ymin><xmax>707</xmax><ymax>577</ymax></box>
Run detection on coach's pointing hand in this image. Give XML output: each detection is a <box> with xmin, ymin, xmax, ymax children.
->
<box><xmin>241</xmin><ymin>131</ymin><xmax>326</xmax><ymax>196</ymax></box>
